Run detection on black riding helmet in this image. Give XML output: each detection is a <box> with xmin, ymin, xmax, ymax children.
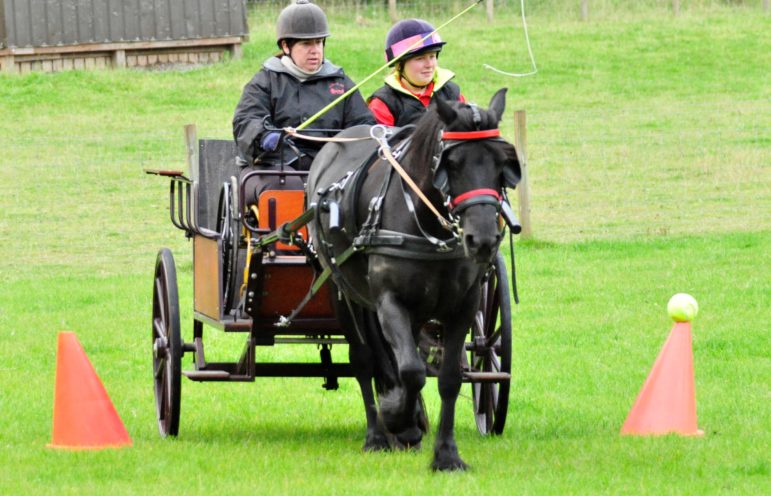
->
<box><xmin>276</xmin><ymin>0</ymin><xmax>331</xmax><ymax>49</ymax></box>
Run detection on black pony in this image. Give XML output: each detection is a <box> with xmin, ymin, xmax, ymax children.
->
<box><xmin>307</xmin><ymin>89</ymin><xmax>520</xmax><ymax>471</ymax></box>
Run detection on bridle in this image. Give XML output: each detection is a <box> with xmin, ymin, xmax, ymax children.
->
<box><xmin>432</xmin><ymin>126</ymin><xmax>507</xmax><ymax>219</ymax></box>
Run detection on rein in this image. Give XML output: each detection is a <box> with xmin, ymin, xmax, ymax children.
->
<box><xmin>289</xmin><ymin>125</ymin><xmax>507</xmax><ymax>232</ymax></box>
<box><xmin>285</xmin><ymin>125</ymin><xmax>456</xmax><ymax>231</ymax></box>
<box><xmin>284</xmin><ymin>120</ymin><xmax>515</xmax><ymax>326</ymax></box>
<box><xmin>284</xmin><ymin>127</ymin><xmax>373</xmax><ymax>143</ymax></box>
<box><xmin>375</xmin><ymin>132</ymin><xmax>456</xmax><ymax>232</ymax></box>
<box><xmin>373</xmin><ymin>126</ymin><xmax>507</xmax><ymax>231</ymax></box>
<box><xmin>284</xmin><ymin>125</ymin><xmax>503</xmax><ymax>234</ymax></box>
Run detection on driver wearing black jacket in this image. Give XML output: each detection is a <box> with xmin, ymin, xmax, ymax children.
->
<box><xmin>233</xmin><ymin>0</ymin><xmax>374</xmax><ymax>203</ymax></box>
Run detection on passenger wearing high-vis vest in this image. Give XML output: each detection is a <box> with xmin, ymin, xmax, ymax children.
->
<box><xmin>368</xmin><ymin>19</ymin><xmax>465</xmax><ymax>127</ymax></box>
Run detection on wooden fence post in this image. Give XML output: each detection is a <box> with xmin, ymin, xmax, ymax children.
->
<box><xmin>388</xmin><ymin>0</ymin><xmax>398</xmax><ymax>23</ymax></box>
<box><xmin>486</xmin><ymin>0</ymin><xmax>494</xmax><ymax>22</ymax></box>
<box><xmin>112</xmin><ymin>49</ymin><xmax>126</xmax><ymax>68</ymax></box>
<box><xmin>229</xmin><ymin>43</ymin><xmax>243</xmax><ymax>60</ymax></box>
<box><xmin>581</xmin><ymin>0</ymin><xmax>589</xmax><ymax>21</ymax></box>
<box><xmin>185</xmin><ymin>124</ymin><xmax>198</xmax><ymax>182</ymax></box>
<box><xmin>1</xmin><ymin>55</ymin><xmax>17</xmax><ymax>74</ymax></box>
<box><xmin>673</xmin><ymin>0</ymin><xmax>680</xmax><ymax>16</ymax></box>
<box><xmin>764</xmin><ymin>0</ymin><xmax>769</xmax><ymax>14</ymax></box>
<box><xmin>514</xmin><ymin>110</ymin><xmax>532</xmax><ymax>239</ymax></box>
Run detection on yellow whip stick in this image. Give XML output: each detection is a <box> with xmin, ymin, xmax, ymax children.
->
<box><xmin>296</xmin><ymin>0</ymin><xmax>484</xmax><ymax>131</ymax></box>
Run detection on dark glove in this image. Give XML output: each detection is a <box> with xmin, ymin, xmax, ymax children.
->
<box><xmin>260</xmin><ymin>132</ymin><xmax>281</xmax><ymax>152</ymax></box>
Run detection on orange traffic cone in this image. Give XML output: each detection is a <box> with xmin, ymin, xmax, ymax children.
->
<box><xmin>621</xmin><ymin>322</ymin><xmax>703</xmax><ymax>436</ymax></box>
<box><xmin>48</xmin><ymin>332</ymin><xmax>132</xmax><ymax>449</ymax></box>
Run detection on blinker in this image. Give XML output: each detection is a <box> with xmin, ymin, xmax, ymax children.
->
<box><xmin>432</xmin><ymin>128</ymin><xmax>504</xmax><ymax>198</ymax></box>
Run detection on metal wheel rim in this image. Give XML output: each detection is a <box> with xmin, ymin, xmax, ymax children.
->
<box><xmin>469</xmin><ymin>251</ymin><xmax>512</xmax><ymax>435</ymax></box>
<box><xmin>152</xmin><ymin>248</ymin><xmax>181</xmax><ymax>437</ymax></box>
<box><xmin>216</xmin><ymin>183</ymin><xmax>239</xmax><ymax>313</ymax></box>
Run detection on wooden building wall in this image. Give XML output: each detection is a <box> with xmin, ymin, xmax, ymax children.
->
<box><xmin>0</xmin><ymin>0</ymin><xmax>249</xmax><ymax>73</ymax></box>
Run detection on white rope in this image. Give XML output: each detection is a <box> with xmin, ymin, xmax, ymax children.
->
<box><xmin>483</xmin><ymin>0</ymin><xmax>538</xmax><ymax>78</ymax></box>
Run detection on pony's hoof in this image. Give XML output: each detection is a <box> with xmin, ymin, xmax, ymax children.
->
<box><xmin>363</xmin><ymin>432</ymin><xmax>391</xmax><ymax>452</ymax></box>
<box><xmin>431</xmin><ymin>456</ymin><xmax>469</xmax><ymax>472</ymax></box>
<box><xmin>432</xmin><ymin>444</ymin><xmax>469</xmax><ymax>471</ymax></box>
<box><xmin>394</xmin><ymin>426</ymin><xmax>423</xmax><ymax>450</ymax></box>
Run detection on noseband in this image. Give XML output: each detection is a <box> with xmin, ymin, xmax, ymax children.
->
<box><xmin>434</xmin><ymin>128</ymin><xmax>505</xmax><ymax>215</ymax></box>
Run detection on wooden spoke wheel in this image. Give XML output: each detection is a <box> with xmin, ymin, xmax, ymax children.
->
<box><xmin>467</xmin><ymin>251</ymin><xmax>512</xmax><ymax>435</ymax></box>
<box><xmin>216</xmin><ymin>182</ymin><xmax>240</xmax><ymax>314</ymax></box>
<box><xmin>152</xmin><ymin>248</ymin><xmax>182</xmax><ymax>437</ymax></box>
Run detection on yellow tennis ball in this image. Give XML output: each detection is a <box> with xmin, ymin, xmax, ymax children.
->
<box><xmin>667</xmin><ymin>293</ymin><xmax>699</xmax><ymax>322</ymax></box>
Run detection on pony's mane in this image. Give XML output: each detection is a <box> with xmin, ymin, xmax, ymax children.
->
<box><xmin>400</xmin><ymin>101</ymin><xmax>500</xmax><ymax>176</ymax></box>
<box><xmin>401</xmin><ymin>107</ymin><xmax>445</xmax><ymax>170</ymax></box>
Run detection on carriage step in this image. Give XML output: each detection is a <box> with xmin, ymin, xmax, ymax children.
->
<box><xmin>183</xmin><ymin>370</ymin><xmax>232</xmax><ymax>381</ymax></box>
<box><xmin>463</xmin><ymin>371</ymin><xmax>511</xmax><ymax>382</ymax></box>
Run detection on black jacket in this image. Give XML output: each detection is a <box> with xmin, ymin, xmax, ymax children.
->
<box><xmin>368</xmin><ymin>68</ymin><xmax>462</xmax><ymax>127</ymax></box>
<box><xmin>233</xmin><ymin>57</ymin><xmax>374</xmax><ymax>167</ymax></box>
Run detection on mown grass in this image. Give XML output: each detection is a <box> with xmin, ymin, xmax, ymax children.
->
<box><xmin>1</xmin><ymin>6</ymin><xmax>768</xmax><ymax>282</ymax></box>
<box><xmin>1</xmin><ymin>232</ymin><xmax>767</xmax><ymax>494</ymax></box>
<box><xmin>0</xmin><ymin>4</ymin><xmax>769</xmax><ymax>494</ymax></box>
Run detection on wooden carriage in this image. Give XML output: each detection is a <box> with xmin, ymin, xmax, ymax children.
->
<box><xmin>147</xmin><ymin>132</ymin><xmax>512</xmax><ymax>437</ymax></box>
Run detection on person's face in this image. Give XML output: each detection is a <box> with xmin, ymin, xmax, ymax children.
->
<box><xmin>283</xmin><ymin>38</ymin><xmax>324</xmax><ymax>72</ymax></box>
<box><xmin>401</xmin><ymin>51</ymin><xmax>438</xmax><ymax>87</ymax></box>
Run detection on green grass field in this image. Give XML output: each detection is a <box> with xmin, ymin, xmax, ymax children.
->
<box><xmin>1</xmin><ymin>3</ymin><xmax>769</xmax><ymax>494</ymax></box>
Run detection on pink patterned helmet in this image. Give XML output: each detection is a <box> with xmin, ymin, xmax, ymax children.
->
<box><xmin>385</xmin><ymin>19</ymin><xmax>446</xmax><ymax>66</ymax></box>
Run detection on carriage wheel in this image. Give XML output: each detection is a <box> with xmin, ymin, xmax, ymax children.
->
<box><xmin>468</xmin><ymin>251</ymin><xmax>512</xmax><ymax>435</ymax></box>
<box><xmin>152</xmin><ymin>248</ymin><xmax>182</xmax><ymax>437</ymax></box>
<box><xmin>216</xmin><ymin>182</ymin><xmax>240</xmax><ymax>314</ymax></box>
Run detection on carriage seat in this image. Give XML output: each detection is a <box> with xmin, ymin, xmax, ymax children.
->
<box><xmin>243</xmin><ymin>188</ymin><xmax>338</xmax><ymax>324</ymax></box>
<box><xmin>256</xmin><ymin>189</ymin><xmax>307</xmax><ymax>253</ymax></box>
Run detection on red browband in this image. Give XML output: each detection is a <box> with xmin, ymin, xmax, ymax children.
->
<box><xmin>450</xmin><ymin>188</ymin><xmax>501</xmax><ymax>208</ymax></box>
<box><xmin>441</xmin><ymin>129</ymin><xmax>501</xmax><ymax>140</ymax></box>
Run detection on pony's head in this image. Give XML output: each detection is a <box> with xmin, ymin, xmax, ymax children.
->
<box><xmin>429</xmin><ymin>89</ymin><xmax>521</xmax><ymax>263</ymax></box>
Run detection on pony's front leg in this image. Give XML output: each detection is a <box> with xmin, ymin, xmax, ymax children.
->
<box><xmin>337</xmin><ymin>298</ymin><xmax>390</xmax><ymax>452</ymax></box>
<box><xmin>349</xmin><ymin>338</ymin><xmax>390</xmax><ymax>452</ymax></box>
<box><xmin>432</xmin><ymin>322</ymin><xmax>470</xmax><ymax>471</ymax></box>
<box><xmin>376</xmin><ymin>291</ymin><xmax>426</xmax><ymax>447</ymax></box>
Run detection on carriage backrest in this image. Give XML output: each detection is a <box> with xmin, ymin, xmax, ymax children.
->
<box><xmin>195</xmin><ymin>139</ymin><xmax>241</xmax><ymax>231</ymax></box>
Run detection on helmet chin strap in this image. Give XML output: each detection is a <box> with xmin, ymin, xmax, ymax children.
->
<box><xmin>400</xmin><ymin>72</ymin><xmax>430</xmax><ymax>92</ymax></box>
<box><xmin>397</xmin><ymin>50</ymin><xmax>441</xmax><ymax>92</ymax></box>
